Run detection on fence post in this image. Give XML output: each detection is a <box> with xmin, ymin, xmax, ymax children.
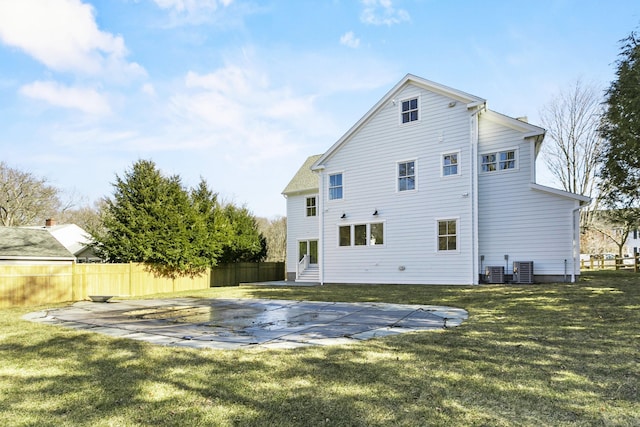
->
<box><xmin>129</xmin><ymin>262</ymin><xmax>133</xmax><ymax>296</ymax></box>
<box><xmin>635</xmin><ymin>251</ymin><xmax>639</xmax><ymax>273</ymax></box>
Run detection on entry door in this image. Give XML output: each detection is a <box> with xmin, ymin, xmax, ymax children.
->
<box><xmin>298</xmin><ymin>240</ymin><xmax>318</xmax><ymax>265</ymax></box>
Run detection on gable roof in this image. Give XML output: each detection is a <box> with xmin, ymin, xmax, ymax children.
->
<box><xmin>25</xmin><ymin>223</ymin><xmax>94</xmax><ymax>256</ymax></box>
<box><xmin>481</xmin><ymin>109</ymin><xmax>545</xmax><ymax>139</ymax></box>
<box><xmin>0</xmin><ymin>227</ymin><xmax>75</xmax><ymax>260</ymax></box>
<box><xmin>312</xmin><ymin>74</ymin><xmax>487</xmax><ymax>170</ymax></box>
<box><xmin>282</xmin><ymin>154</ymin><xmax>322</xmax><ymax>195</ymax></box>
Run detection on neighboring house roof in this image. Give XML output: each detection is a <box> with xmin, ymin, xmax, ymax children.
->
<box><xmin>45</xmin><ymin>224</ymin><xmax>93</xmax><ymax>256</ymax></box>
<box><xmin>312</xmin><ymin>73</ymin><xmax>487</xmax><ymax>170</ymax></box>
<box><xmin>0</xmin><ymin>227</ymin><xmax>75</xmax><ymax>260</ymax></box>
<box><xmin>282</xmin><ymin>154</ymin><xmax>322</xmax><ymax>195</ymax></box>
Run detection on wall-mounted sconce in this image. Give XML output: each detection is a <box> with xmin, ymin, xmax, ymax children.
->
<box><xmin>448</xmin><ymin>101</ymin><xmax>457</xmax><ymax>108</ymax></box>
<box><xmin>373</xmin><ymin>210</ymin><xmax>378</xmax><ymax>216</ymax></box>
<box><xmin>341</xmin><ymin>213</ymin><xmax>347</xmax><ymax>219</ymax></box>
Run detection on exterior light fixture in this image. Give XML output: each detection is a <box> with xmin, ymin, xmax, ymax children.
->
<box><xmin>341</xmin><ymin>213</ymin><xmax>346</xmax><ymax>219</ymax></box>
<box><xmin>373</xmin><ymin>210</ymin><xmax>379</xmax><ymax>216</ymax></box>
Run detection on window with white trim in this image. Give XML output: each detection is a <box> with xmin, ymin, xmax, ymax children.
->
<box><xmin>442</xmin><ymin>152</ymin><xmax>459</xmax><ymax>176</ymax></box>
<box><xmin>305</xmin><ymin>197</ymin><xmax>316</xmax><ymax>217</ymax></box>
<box><xmin>398</xmin><ymin>161</ymin><xmax>416</xmax><ymax>191</ymax></box>
<box><xmin>329</xmin><ymin>173</ymin><xmax>343</xmax><ymax>200</ymax></box>
<box><xmin>338</xmin><ymin>223</ymin><xmax>385</xmax><ymax>247</ymax></box>
<box><xmin>481</xmin><ymin>150</ymin><xmax>516</xmax><ymax>172</ymax></box>
<box><xmin>437</xmin><ymin>219</ymin><xmax>457</xmax><ymax>251</ymax></box>
<box><xmin>499</xmin><ymin>150</ymin><xmax>516</xmax><ymax>170</ymax></box>
<box><xmin>401</xmin><ymin>97</ymin><xmax>419</xmax><ymax>123</ymax></box>
<box><xmin>339</xmin><ymin>225</ymin><xmax>350</xmax><ymax>246</ymax></box>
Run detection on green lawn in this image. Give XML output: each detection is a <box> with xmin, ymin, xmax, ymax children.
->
<box><xmin>1</xmin><ymin>271</ymin><xmax>638</xmax><ymax>426</ymax></box>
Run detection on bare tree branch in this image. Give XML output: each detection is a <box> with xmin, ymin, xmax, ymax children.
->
<box><xmin>0</xmin><ymin>162</ymin><xmax>61</xmax><ymax>226</ymax></box>
<box><xmin>539</xmin><ymin>79</ymin><xmax>604</xmax><ymax>228</ymax></box>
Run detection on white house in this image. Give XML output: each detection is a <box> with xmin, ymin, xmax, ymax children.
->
<box><xmin>282</xmin><ymin>74</ymin><xmax>590</xmax><ymax>285</ymax></box>
<box><xmin>23</xmin><ymin>219</ymin><xmax>102</xmax><ymax>263</ymax></box>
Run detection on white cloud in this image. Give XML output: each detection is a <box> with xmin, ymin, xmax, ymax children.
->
<box><xmin>171</xmin><ymin>64</ymin><xmax>314</xmax><ymax>163</ymax></box>
<box><xmin>360</xmin><ymin>0</ymin><xmax>410</xmax><ymax>26</ymax></box>
<box><xmin>0</xmin><ymin>0</ymin><xmax>144</xmax><ymax>79</ymax></box>
<box><xmin>19</xmin><ymin>80</ymin><xmax>111</xmax><ymax>115</ymax></box>
<box><xmin>141</xmin><ymin>83</ymin><xmax>157</xmax><ymax>97</ymax></box>
<box><xmin>340</xmin><ymin>31</ymin><xmax>361</xmax><ymax>49</ymax></box>
<box><xmin>152</xmin><ymin>0</ymin><xmax>238</xmax><ymax>25</ymax></box>
<box><xmin>153</xmin><ymin>0</ymin><xmax>234</xmax><ymax>13</ymax></box>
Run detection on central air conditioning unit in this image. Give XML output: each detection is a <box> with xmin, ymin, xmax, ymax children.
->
<box><xmin>485</xmin><ymin>266</ymin><xmax>504</xmax><ymax>284</ymax></box>
<box><xmin>513</xmin><ymin>261</ymin><xmax>534</xmax><ymax>284</ymax></box>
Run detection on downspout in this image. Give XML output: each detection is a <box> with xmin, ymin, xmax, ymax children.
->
<box><xmin>571</xmin><ymin>204</ymin><xmax>584</xmax><ymax>283</ymax></box>
<box><xmin>469</xmin><ymin>103</ymin><xmax>485</xmax><ymax>285</ymax></box>
<box><xmin>315</xmin><ymin>167</ymin><xmax>325</xmax><ymax>285</ymax></box>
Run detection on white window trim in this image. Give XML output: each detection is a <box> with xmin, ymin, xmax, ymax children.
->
<box><xmin>305</xmin><ymin>196</ymin><xmax>317</xmax><ymax>217</ymax></box>
<box><xmin>396</xmin><ymin>159</ymin><xmax>418</xmax><ymax>193</ymax></box>
<box><xmin>435</xmin><ymin>217</ymin><xmax>460</xmax><ymax>253</ymax></box>
<box><xmin>479</xmin><ymin>147</ymin><xmax>519</xmax><ymax>174</ymax></box>
<box><xmin>441</xmin><ymin>150</ymin><xmax>461</xmax><ymax>178</ymax></box>
<box><xmin>328</xmin><ymin>171</ymin><xmax>345</xmax><ymax>202</ymax></box>
<box><xmin>336</xmin><ymin>221</ymin><xmax>386</xmax><ymax>248</ymax></box>
<box><xmin>398</xmin><ymin>95</ymin><xmax>421</xmax><ymax>125</ymax></box>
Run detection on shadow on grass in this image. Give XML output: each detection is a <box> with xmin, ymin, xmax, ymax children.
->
<box><xmin>0</xmin><ymin>270</ymin><xmax>638</xmax><ymax>426</ymax></box>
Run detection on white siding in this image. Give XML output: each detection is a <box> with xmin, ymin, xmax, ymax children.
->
<box><xmin>285</xmin><ymin>192</ymin><xmax>319</xmax><ymax>276</ymax></box>
<box><xmin>477</xmin><ymin>117</ymin><xmax>579</xmax><ymax>279</ymax></box>
<box><xmin>319</xmin><ymin>84</ymin><xmax>474</xmax><ymax>284</ymax></box>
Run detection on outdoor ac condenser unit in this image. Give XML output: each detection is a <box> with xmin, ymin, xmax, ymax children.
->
<box><xmin>513</xmin><ymin>261</ymin><xmax>534</xmax><ymax>284</ymax></box>
<box><xmin>485</xmin><ymin>266</ymin><xmax>504</xmax><ymax>284</ymax></box>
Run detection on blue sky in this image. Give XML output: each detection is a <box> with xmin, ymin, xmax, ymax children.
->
<box><xmin>0</xmin><ymin>0</ymin><xmax>638</xmax><ymax>218</ymax></box>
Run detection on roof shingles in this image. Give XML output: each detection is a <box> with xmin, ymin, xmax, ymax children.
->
<box><xmin>0</xmin><ymin>227</ymin><xmax>74</xmax><ymax>259</ymax></box>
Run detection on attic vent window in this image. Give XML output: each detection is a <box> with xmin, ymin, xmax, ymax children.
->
<box><xmin>401</xmin><ymin>97</ymin><xmax>419</xmax><ymax>123</ymax></box>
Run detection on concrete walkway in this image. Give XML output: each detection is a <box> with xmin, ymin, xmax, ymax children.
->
<box><xmin>23</xmin><ymin>298</ymin><xmax>468</xmax><ymax>350</ymax></box>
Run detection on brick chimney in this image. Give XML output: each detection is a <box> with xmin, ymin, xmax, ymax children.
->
<box><xmin>45</xmin><ymin>218</ymin><xmax>56</xmax><ymax>227</ymax></box>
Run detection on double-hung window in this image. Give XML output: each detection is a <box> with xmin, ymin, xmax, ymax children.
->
<box><xmin>442</xmin><ymin>153</ymin><xmax>459</xmax><ymax>176</ymax></box>
<box><xmin>329</xmin><ymin>173</ymin><xmax>343</xmax><ymax>200</ymax></box>
<box><xmin>401</xmin><ymin>97</ymin><xmax>419</xmax><ymax>123</ymax></box>
<box><xmin>306</xmin><ymin>197</ymin><xmax>316</xmax><ymax>217</ymax></box>
<box><xmin>398</xmin><ymin>161</ymin><xmax>416</xmax><ymax>191</ymax></box>
<box><xmin>437</xmin><ymin>219</ymin><xmax>457</xmax><ymax>251</ymax></box>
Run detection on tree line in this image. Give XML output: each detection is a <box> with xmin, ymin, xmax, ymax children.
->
<box><xmin>0</xmin><ymin>159</ymin><xmax>286</xmax><ymax>277</ymax></box>
<box><xmin>539</xmin><ymin>29</ymin><xmax>640</xmax><ymax>256</ymax></box>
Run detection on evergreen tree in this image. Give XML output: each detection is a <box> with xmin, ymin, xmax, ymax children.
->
<box><xmin>600</xmin><ymin>31</ymin><xmax>640</xmax><ymax>208</ymax></box>
<box><xmin>215</xmin><ymin>202</ymin><xmax>267</xmax><ymax>263</ymax></box>
<box><xmin>599</xmin><ymin>31</ymin><xmax>640</xmax><ymax>237</ymax></box>
<box><xmin>190</xmin><ymin>179</ymin><xmax>222</xmax><ymax>266</ymax></box>
<box><xmin>94</xmin><ymin>160</ymin><xmax>209</xmax><ymax>277</ymax></box>
<box><xmin>93</xmin><ymin>160</ymin><xmax>268</xmax><ymax>276</ymax></box>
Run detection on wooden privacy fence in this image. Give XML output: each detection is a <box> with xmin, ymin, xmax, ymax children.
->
<box><xmin>210</xmin><ymin>262</ymin><xmax>285</xmax><ymax>287</ymax></box>
<box><xmin>0</xmin><ymin>261</ymin><xmax>285</xmax><ymax>308</ymax></box>
<box><xmin>0</xmin><ymin>263</ymin><xmax>210</xmax><ymax>308</ymax></box>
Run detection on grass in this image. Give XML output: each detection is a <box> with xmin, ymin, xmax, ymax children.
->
<box><xmin>1</xmin><ymin>271</ymin><xmax>638</xmax><ymax>426</ymax></box>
